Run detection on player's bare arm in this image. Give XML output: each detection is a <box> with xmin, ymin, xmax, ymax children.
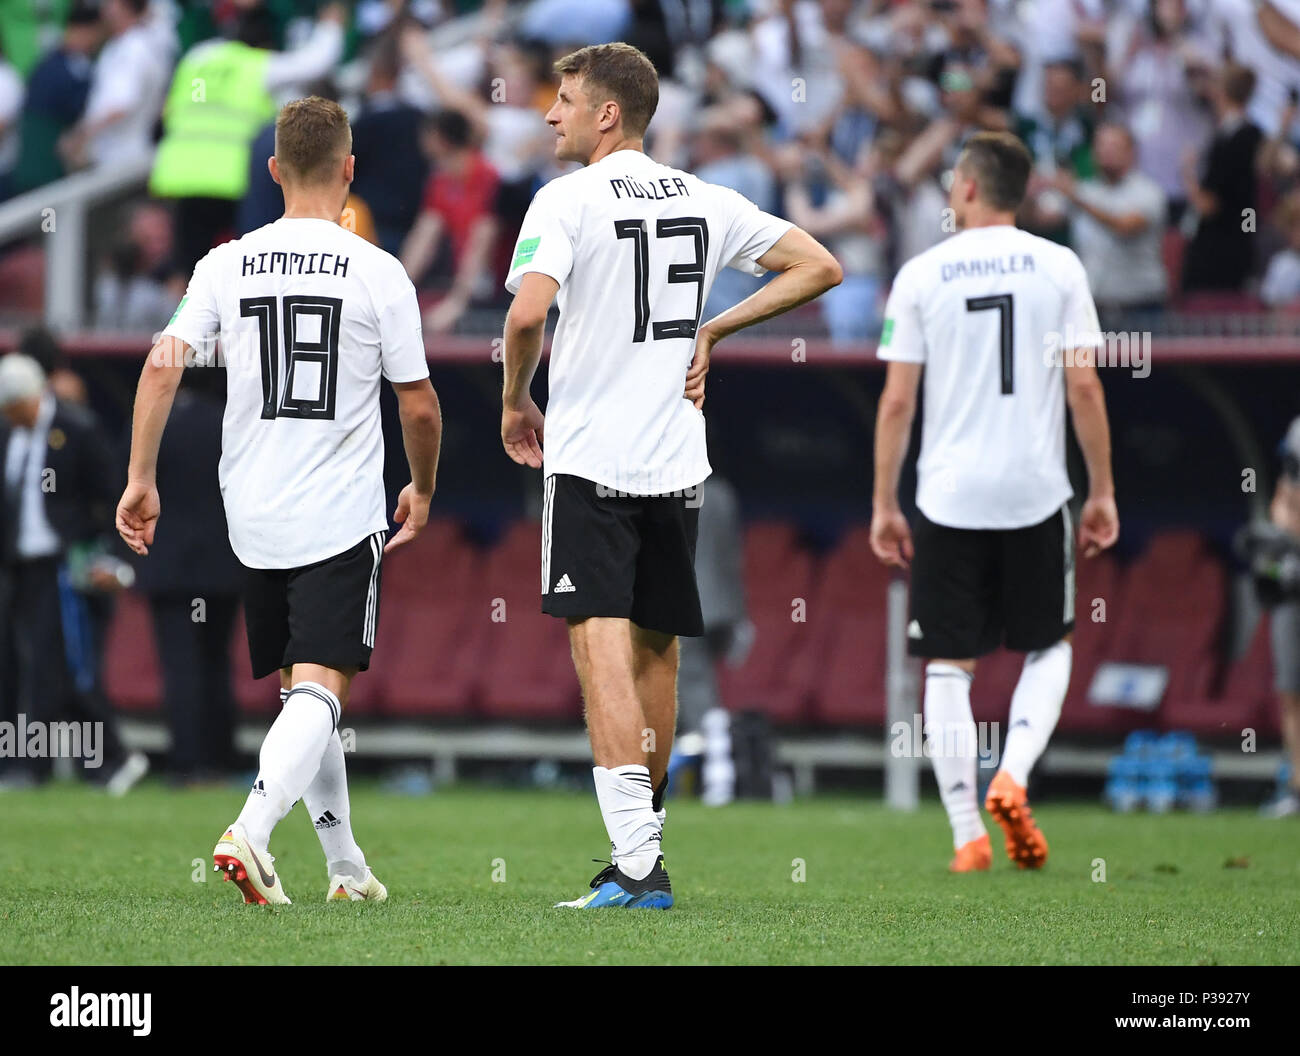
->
<box><xmin>116</xmin><ymin>335</ymin><xmax>190</xmax><ymax>556</ymax></box>
<box><xmin>1065</xmin><ymin>355</ymin><xmax>1119</xmax><ymax>557</ymax></box>
<box><xmin>685</xmin><ymin>227</ymin><xmax>842</xmax><ymax>408</ymax></box>
<box><xmin>501</xmin><ymin>271</ymin><xmax>558</xmax><ymax>468</ymax></box>
<box><xmin>386</xmin><ymin>378</ymin><xmax>443</xmax><ymax>554</ymax></box>
<box><xmin>869</xmin><ymin>360</ymin><xmax>922</xmax><ymax>569</ymax></box>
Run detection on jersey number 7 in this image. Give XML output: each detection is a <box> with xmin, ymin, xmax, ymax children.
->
<box><xmin>965</xmin><ymin>293</ymin><xmax>1015</xmax><ymax>395</ymax></box>
<box><xmin>240</xmin><ymin>295</ymin><xmax>343</xmax><ymax>421</ymax></box>
<box><xmin>614</xmin><ymin>217</ymin><xmax>710</xmax><ymax>342</ymax></box>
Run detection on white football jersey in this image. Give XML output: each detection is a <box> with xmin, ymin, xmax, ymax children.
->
<box><xmin>506</xmin><ymin>148</ymin><xmax>793</xmax><ymax>496</ymax></box>
<box><xmin>163</xmin><ymin>217</ymin><xmax>429</xmax><ymax>569</ymax></box>
<box><xmin>878</xmin><ymin>225</ymin><xmax>1103</xmax><ymax>530</ymax></box>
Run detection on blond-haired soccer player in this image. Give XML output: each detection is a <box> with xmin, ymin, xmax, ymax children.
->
<box><xmin>501</xmin><ymin>43</ymin><xmax>841</xmax><ymax>908</ymax></box>
<box><xmin>118</xmin><ymin>97</ymin><xmax>442</xmax><ymax>904</ymax></box>
<box><xmin>871</xmin><ymin>131</ymin><xmax>1119</xmax><ymax>872</ymax></box>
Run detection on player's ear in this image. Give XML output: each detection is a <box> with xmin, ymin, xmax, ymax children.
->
<box><xmin>343</xmin><ymin>154</ymin><xmax>355</xmax><ymax>185</ymax></box>
<box><xmin>599</xmin><ymin>100</ymin><xmax>619</xmax><ymax>133</ymax></box>
<box><xmin>268</xmin><ymin>155</ymin><xmax>282</xmax><ymax>186</ymax></box>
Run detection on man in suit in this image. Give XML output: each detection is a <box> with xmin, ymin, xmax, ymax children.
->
<box><xmin>0</xmin><ymin>353</ymin><xmax>144</xmax><ymax>791</ymax></box>
<box><xmin>132</xmin><ymin>367</ymin><xmax>242</xmax><ymax>783</ymax></box>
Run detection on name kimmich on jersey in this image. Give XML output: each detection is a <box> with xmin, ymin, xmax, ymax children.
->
<box><xmin>506</xmin><ymin>149</ymin><xmax>792</xmax><ymax>497</ymax></box>
<box><xmin>877</xmin><ymin>225</ymin><xmax>1104</xmax><ymax>531</ymax></box>
<box><xmin>163</xmin><ymin>216</ymin><xmax>429</xmax><ymax>570</ymax></box>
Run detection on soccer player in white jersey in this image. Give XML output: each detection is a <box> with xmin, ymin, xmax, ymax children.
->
<box><xmin>116</xmin><ymin>98</ymin><xmax>443</xmax><ymax>905</ymax></box>
<box><xmin>501</xmin><ymin>43</ymin><xmax>841</xmax><ymax>909</ymax></box>
<box><xmin>871</xmin><ymin>131</ymin><xmax>1119</xmax><ymax>872</ymax></box>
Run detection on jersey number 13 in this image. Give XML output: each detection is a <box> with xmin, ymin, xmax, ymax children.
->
<box><xmin>614</xmin><ymin>217</ymin><xmax>709</xmax><ymax>342</ymax></box>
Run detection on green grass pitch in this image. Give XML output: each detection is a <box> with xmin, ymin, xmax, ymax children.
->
<box><xmin>2</xmin><ymin>782</ymin><xmax>1297</xmax><ymax>965</ymax></box>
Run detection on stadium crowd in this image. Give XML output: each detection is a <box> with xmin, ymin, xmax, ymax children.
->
<box><xmin>4</xmin><ymin>0</ymin><xmax>1300</xmax><ymax>340</ymax></box>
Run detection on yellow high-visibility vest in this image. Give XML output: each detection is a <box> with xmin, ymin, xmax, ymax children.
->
<box><xmin>149</xmin><ymin>40</ymin><xmax>276</xmax><ymax>200</ymax></box>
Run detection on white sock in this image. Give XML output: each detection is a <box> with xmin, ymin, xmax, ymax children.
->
<box><xmin>593</xmin><ymin>764</ymin><xmax>660</xmax><ymax>881</ymax></box>
<box><xmin>999</xmin><ymin>639</ymin><xmax>1072</xmax><ymax>787</ymax></box>
<box><xmin>303</xmin><ymin>731</ymin><xmax>367</xmax><ymax>879</ymax></box>
<box><xmin>235</xmin><ymin>682</ymin><xmax>339</xmax><ymax>849</ymax></box>
<box><xmin>924</xmin><ymin>663</ymin><xmax>985</xmax><ymax>849</ymax></box>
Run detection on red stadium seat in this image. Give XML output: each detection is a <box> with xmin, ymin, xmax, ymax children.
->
<box><xmin>718</xmin><ymin>522</ymin><xmax>819</xmax><ymax>724</ymax></box>
<box><xmin>103</xmin><ymin>591</ymin><xmax>162</xmax><ymax>712</ymax></box>
<box><xmin>229</xmin><ymin>607</ymin><xmax>279</xmax><ymax>717</ymax></box>
<box><xmin>810</xmin><ymin>527</ymin><xmax>890</xmax><ymax>726</ymax></box>
<box><xmin>1210</xmin><ymin>615</ymin><xmax>1279</xmax><ymax>740</ymax></box>
<box><xmin>360</xmin><ymin>521</ymin><xmax>485</xmax><ymax>717</ymax></box>
<box><xmin>1061</xmin><ymin>535</ymin><xmax>1226</xmax><ymax>735</ymax></box>
<box><xmin>474</xmin><ymin>522</ymin><xmax>582</xmax><ymax>721</ymax></box>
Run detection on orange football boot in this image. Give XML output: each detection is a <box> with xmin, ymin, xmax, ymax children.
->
<box><xmin>949</xmin><ymin>833</ymin><xmax>992</xmax><ymax>872</ymax></box>
<box><xmin>984</xmin><ymin>770</ymin><xmax>1048</xmax><ymax>869</ymax></box>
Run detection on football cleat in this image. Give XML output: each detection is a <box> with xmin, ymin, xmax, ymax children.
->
<box><xmin>555</xmin><ymin>856</ymin><xmax>673</xmax><ymax>909</ymax></box>
<box><xmin>949</xmin><ymin>832</ymin><xmax>992</xmax><ymax>873</ymax></box>
<box><xmin>213</xmin><ymin>822</ymin><xmax>291</xmax><ymax>905</ymax></box>
<box><xmin>327</xmin><ymin>869</ymin><xmax>388</xmax><ymax>902</ymax></box>
<box><xmin>984</xmin><ymin>770</ymin><xmax>1049</xmax><ymax>869</ymax></box>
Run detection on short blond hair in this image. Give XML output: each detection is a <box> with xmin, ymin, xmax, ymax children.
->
<box><xmin>555</xmin><ymin>43</ymin><xmax>659</xmax><ymax>138</ymax></box>
<box><xmin>275</xmin><ymin>96</ymin><xmax>352</xmax><ymax>185</ymax></box>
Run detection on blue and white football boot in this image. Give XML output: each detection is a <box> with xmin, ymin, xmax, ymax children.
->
<box><xmin>555</xmin><ymin>856</ymin><xmax>673</xmax><ymax>910</ymax></box>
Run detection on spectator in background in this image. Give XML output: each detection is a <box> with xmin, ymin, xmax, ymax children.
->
<box><xmin>1208</xmin><ymin>0</ymin><xmax>1300</xmax><ymax>139</ymax></box>
<box><xmin>59</xmin><ymin>0</ymin><xmax>171</xmax><ymax>171</ymax></box>
<box><xmin>1261</xmin><ymin>189</ymin><xmax>1300</xmax><ymax>307</ymax></box>
<box><xmin>400</xmin><ymin>27</ymin><xmax>552</xmax><ymax>263</ymax></box>
<box><xmin>1107</xmin><ymin>0</ymin><xmax>1213</xmax><ymax>223</ymax></box>
<box><xmin>0</xmin><ymin>45</ymin><xmax>24</xmax><ymax>201</ymax></box>
<box><xmin>132</xmin><ymin>367</ymin><xmax>241</xmax><ymax>785</ymax></box>
<box><xmin>18</xmin><ymin>325</ymin><xmax>89</xmax><ymax>406</ymax></box>
<box><xmin>150</xmin><ymin>4</ymin><xmax>345</xmax><ymax>289</ymax></box>
<box><xmin>1018</xmin><ymin>59</ymin><xmax>1096</xmax><ymax>245</ymax></box>
<box><xmin>694</xmin><ymin>109</ymin><xmax>779</xmax><ymax>319</ymax></box>
<box><xmin>351</xmin><ymin>33</ymin><xmax>430</xmax><ymax>256</ymax></box>
<box><xmin>779</xmin><ymin>140</ymin><xmax>886</xmax><ymax>342</ymax></box>
<box><xmin>1181</xmin><ymin>63</ymin><xmax>1264</xmax><ymax>293</ymax></box>
<box><xmin>892</xmin><ymin>58</ymin><xmax>1005</xmax><ymax>260</ymax></box>
<box><xmin>1012</xmin><ymin>0</ymin><xmax>1103</xmax><ymax>120</ymax></box>
<box><xmin>236</xmin><ymin>120</ymin><xmax>283</xmax><ymax>236</ymax></box>
<box><xmin>1053</xmin><ymin>122</ymin><xmax>1168</xmax><ymax>319</ymax></box>
<box><xmin>93</xmin><ymin>202</ymin><xmax>175</xmax><ymax>332</ymax></box>
<box><xmin>12</xmin><ymin>2</ymin><xmax>101</xmax><ymax>196</ymax></box>
<box><xmin>519</xmin><ymin>0</ymin><xmax>631</xmax><ymax>45</ymax></box>
<box><xmin>0</xmin><ymin>354</ymin><xmax>146</xmax><ymax>795</ymax></box>
<box><xmin>401</xmin><ymin>109</ymin><xmax>501</xmax><ymax>334</ymax></box>
<box><xmin>750</xmin><ymin>0</ymin><xmax>846</xmax><ymax>138</ymax></box>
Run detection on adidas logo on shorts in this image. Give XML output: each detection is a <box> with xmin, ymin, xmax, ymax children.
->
<box><xmin>553</xmin><ymin>573</ymin><xmax>576</xmax><ymax>593</ymax></box>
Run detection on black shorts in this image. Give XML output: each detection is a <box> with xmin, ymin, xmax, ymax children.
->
<box><xmin>242</xmin><ymin>530</ymin><xmax>386</xmax><ymax>679</ymax></box>
<box><xmin>908</xmin><ymin>505</ymin><xmax>1075</xmax><ymax>659</ymax></box>
<box><xmin>541</xmin><ymin>474</ymin><xmax>704</xmax><ymax>637</ymax></box>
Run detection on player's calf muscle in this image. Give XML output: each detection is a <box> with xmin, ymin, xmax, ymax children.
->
<box><xmin>569</xmin><ymin>619</ymin><xmax>648</xmax><ymax>765</ymax></box>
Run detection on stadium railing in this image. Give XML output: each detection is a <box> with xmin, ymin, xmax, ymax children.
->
<box><xmin>0</xmin><ymin>154</ymin><xmax>156</xmax><ymax>332</ymax></box>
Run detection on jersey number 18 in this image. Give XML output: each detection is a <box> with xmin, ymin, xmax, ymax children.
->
<box><xmin>240</xmin><ymin>295</ymin><xmax>343</xmax><ymax>421</ymax></box>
